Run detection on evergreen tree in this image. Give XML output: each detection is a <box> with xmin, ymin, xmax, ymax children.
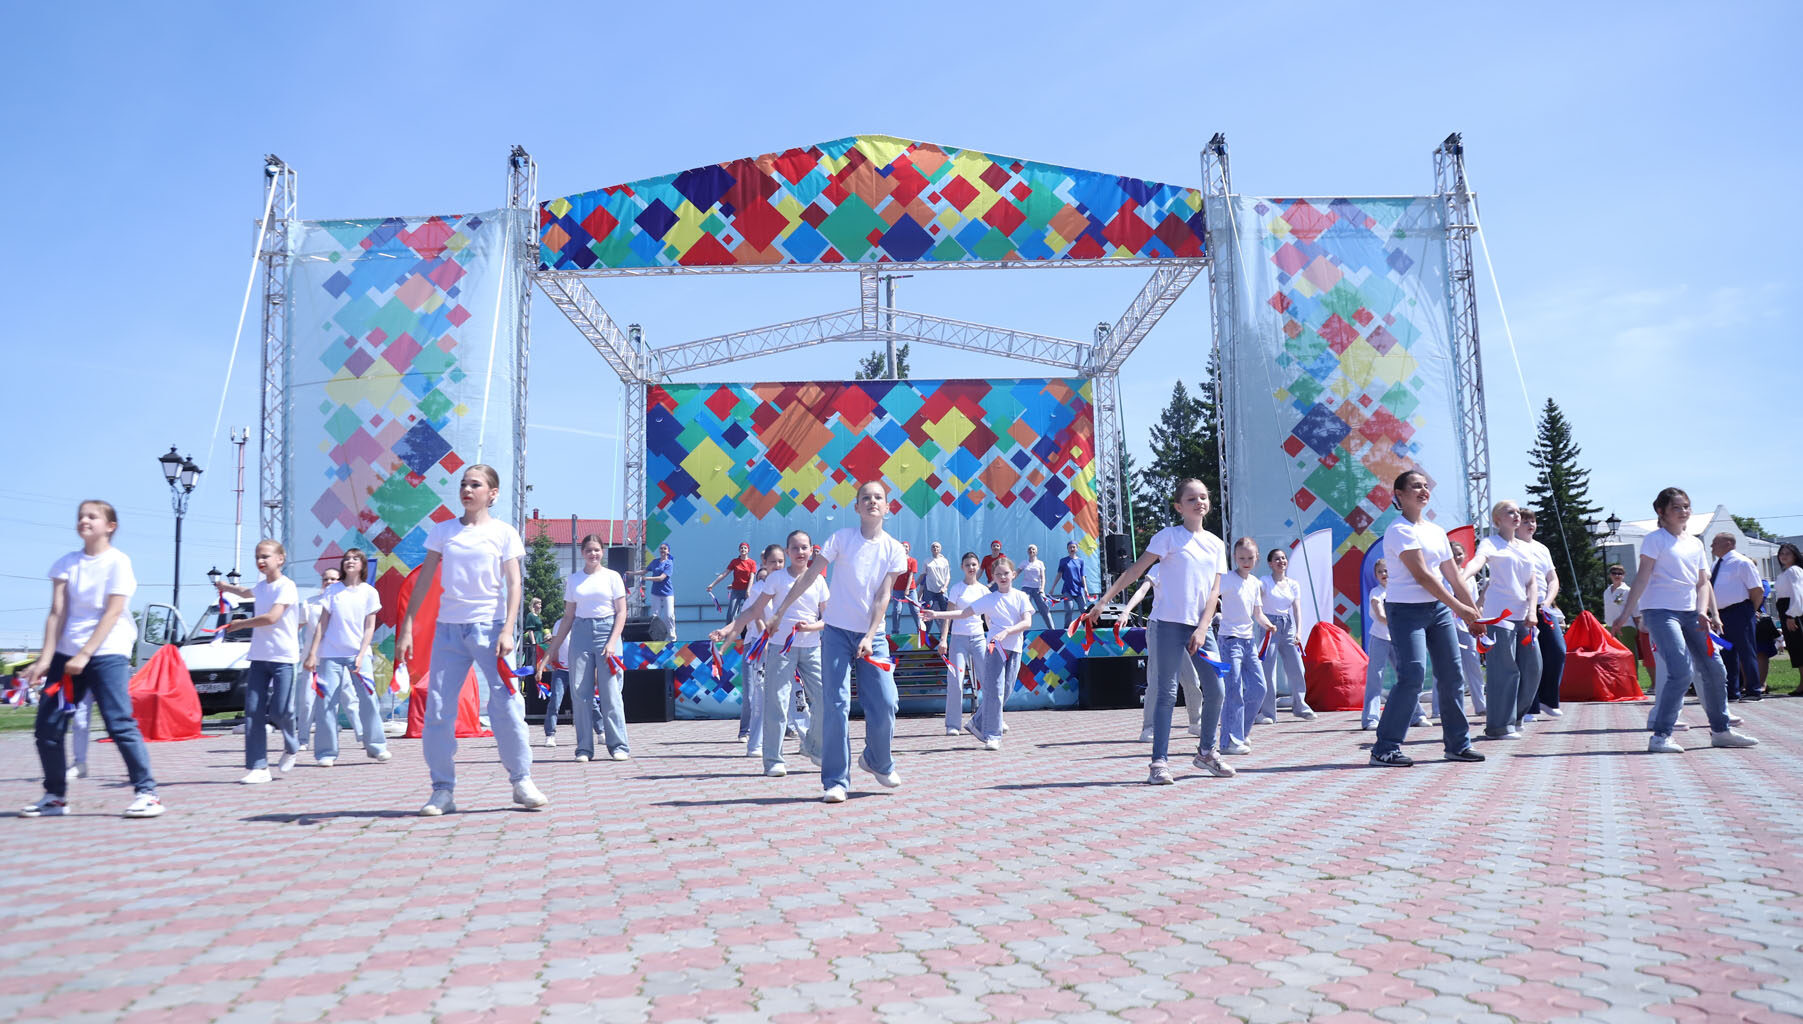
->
<box><xmin>1732</xmin><ymin>515</ymin><xmax>1774</xmax><ymax>541</ymax></box>
<box><xmin>522</xmin><ymin>526</ymin><xmax>565</xmax><ymax>631</ymax></box>
<box><xmin>1134</xmin><ymin>361</ymin><xmax>1222</xmax><ymax>536</ymax></box>
<box><xmin>853</xmin><ymin>343</ymin><xmax>911</xmax><ymax>380</ymax></box>
<box><xmin>1524</xmin><ymin>398</ymin><xmax>1604</xmax><ymax>618</ymax></box>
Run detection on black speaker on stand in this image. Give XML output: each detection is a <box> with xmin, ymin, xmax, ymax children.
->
<box><xmin>1103</xmin><ymin>533</ymin><xmax>1134</xmax><ymax>576</ymax></box>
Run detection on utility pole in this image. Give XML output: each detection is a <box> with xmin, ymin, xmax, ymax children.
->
<box><xmin>880</xmin><ymin>273</ymin><xmax>913</xmax><ymax>378</ymax></box>
<box><xmin>230</xmin><ymin>427</ymin><xmax>248</xmax><ymax>577</ymax></box>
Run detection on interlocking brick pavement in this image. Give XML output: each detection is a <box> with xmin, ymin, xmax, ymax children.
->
<box><xmin>2</xmin><ymin>699</ymin><xmax>1801</xmax><ymax>1022</ymax></box>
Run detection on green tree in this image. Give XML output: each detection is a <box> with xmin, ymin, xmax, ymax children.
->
<box><xmin>1525</xmin><ymin>398</ymin><xmax>1604</xmax><ymax>618</ymax></box>
<box><xmin>522</xmin><ymin>525</ymin><xmax>565</xmax><ymax>633</ymax></box>
<box><xmin>1732</xmin><ymin>515</ymin><xmax>1775</xmax><ymax>541</ymax></box>
<box><xmin>1134</xmin><ymin>360</ymin><xmax>1222</xmax><ymax>537</ymax></box>
<box><xmin>853</xmin><ymin>343</ymin><xmax>911</xmax><ymax>380</ymax></box>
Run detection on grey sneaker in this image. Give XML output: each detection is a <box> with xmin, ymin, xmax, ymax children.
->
<box><xmin>1369</xmin><ymin>749</ymin><xmax>1415</xmax><ymax>767</ymax></box>
<box><xmin>1146</xmin><ymin>761</ymin><xmax>1175</xmax><ymax>785</ymax></box>
<box><xmin>1191</xmin><ymin>750</ymin><xmax>1236</xmax><ymax>778</ymax></box>
<box><xmin>419</xmin><ymin>790</ymin><xmax>456</xmax><ymax>816</ymax></box>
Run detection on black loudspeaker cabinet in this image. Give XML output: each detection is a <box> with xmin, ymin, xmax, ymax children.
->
<box><xmin>1103</xmin><ymin>533</ymin><xmax>1134</xmax><ymax>576</ymax></box>
<box><xmin>606</xmin><ymin>546</ymin><xmax>634</xmax><ymax>576</ymax></box>
<box><xmin>521</xmin><ymin>669</ymin><xmax>571</xmax><ymax>722</ymax></box>
<box><xmin>620</xmin><ymin>615</ymin><xmax>669</xmax><ymax>643</ymax></box>
<box><xmin>1077</xmin><ymin>655</ymin><xmax>1144</xmax><ymax>710</ymax></box>
<box><xmin>623</xmin><ymin>667</ymin><xmax>675</xmax><ymax>723</ymax></box>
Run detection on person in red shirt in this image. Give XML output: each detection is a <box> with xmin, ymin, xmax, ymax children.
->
<box><xmin>888</xmin><ymin>542</ymin><xmax>921</xmax><ymax>635</ymax></box>
<box><xmin>980</xmin><ymin>539</ymin><xmax>1005</xmax><ymax>584</ymax></box>
<box><xmin>707</xmin><ymin>543</ymin><xmax>759</xmax><ymax>624</ymax></box>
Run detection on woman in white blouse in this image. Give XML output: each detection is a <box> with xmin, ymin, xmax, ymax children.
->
<box><xmin>1257</xmin><ymin>548</ymin><xmax>1315</xmax><ymax>721</ymax></box>
<box><xmin>1773</xmin><ymin>543</ymin><xmax>1803</xmax><ymax>679</ymax></box>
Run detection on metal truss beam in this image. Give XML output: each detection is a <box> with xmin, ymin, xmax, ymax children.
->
<box><xmin>258</xmin><ymin>155</ymin><xmax>298</xmax><ymax>552</ymax></box>
<box><xmin>1434</xmin><ymin>133</ymin><xmax>1491</xmax><ymax>530</ymax></box>
<box><xmin>536</xmin><ymin>256</ymin><xmax>1204</xmax><ymax>279</ymax></box>
<box><xmin>652</xmin><ymin>309</ymin><xmax>1089</xmax><ymax>376</ymax></box>
<box><xmin>1201</xmin><ymin>134</ymin><xmax>1234</xmax><ymax>540</ymax></box>
<box><xmin>1091</xmin><ymin>365</ymin><xmax>1127</xmax><ymax>571</ymax></box>
<box><xmin>538</xmin><ymin>276</ymin><xmax>647</xmax><ymax>382</ymax></box>
<box><xmin>506</xmin><ymin>146</ymin><xmax>537</xmax><ymax>529</ymax></box>
<box><xmin>1092</xmin><ymin>262</ymin><xmax>1207</xmax><ymax>374</ymax></box>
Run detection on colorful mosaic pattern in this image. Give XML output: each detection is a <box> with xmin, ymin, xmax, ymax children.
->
<box><xmin>539</xmin><ymin>135</ymin><xmax>1206</xmax><ymax>270</ymax></box>
<box><xmin>286</xmin><ymin>210</ymin><xmax>526</xmax><ymax>592</ymax></box>
<box><xmin>1215</xmin><ymin>197</ymin><xmax>1466</xmax><ymax>635</ymax></box>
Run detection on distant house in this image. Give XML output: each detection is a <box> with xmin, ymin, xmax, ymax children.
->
<box><xmin>523</xmin><ymin>513</ymin><xmax>638</xmax><ymax>574</ymax></box>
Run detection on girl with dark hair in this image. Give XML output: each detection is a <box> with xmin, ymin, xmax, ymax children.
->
<box><xmin>1258</xmin><ymin>549</ymin><xmax>1315</xmax><ymax>721</ymax></box>
<box><xmin>1517</xmin><ymin>509</ymin><xmax>1566</xmax><ymax>721</ymax></box>
<box><xmin>303</xmin><ymin>547</ymin><xmax>387</xmax><ymax>766</ymax></box>
<box><xmin>1774</xmin><ymin>543</ymin><xmax>1803</xmax><ymax>681</ymax></box>
<box><xmin>547</xmin><ymin>534</ymin><xmax>629</xmax><ymax>762</ymax></box>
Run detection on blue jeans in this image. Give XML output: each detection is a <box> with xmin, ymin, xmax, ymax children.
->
<box><xmin>921</xmin><ymin>589</ymin><xmax>948</xmax><ymax>639</ymax></box>
<box><xmin>943</xmin><ymin>633</ymin><xmax>982</xmax><ymax>729</ymax></box>
<box><xmin>1643</xmin><ymin>608</ymin><xmax>1732</xmax><ymax>737</ymax></box>
<box><xmin>1362</xmin><ymin>635</ymin><xmax>1394</xmax><ymax>727</ymax></box>
<box><xmin>888</xmin><ymin>594</ymin><xmax>922</xmax><ymax>636</ymax></box>
<box><xmin>819</xmin><ymin>625</ymin><xmax>898</xmax><ymax>791</ymax></box>
<box><xmin>1717</xmin><ymin>601</ymin><xmax>1760</xmax><ymax>698</ymax></box>
<box><xmin>1218</xmin><ymin>634</ymin><xmax>1266</xmax><ymax>747</ymax></box>
<box><xmin>313</xmin><ymin>656</ymin><xmax>386</xmax><ymax>759</ymax></box>
<box><xmin>1056</xmin><ymin>592</ymin><xmax>1085</xmax><ymax>629</ymax></box>
<box><xmin>1021</xmin><ymin>587</ymin><xmax>1055</xmax><ymax>632</ymax></box>
<box><xmin>653</xmin><ymin>595</ymin><xmax>677</xmax><ymax>641</ymax></box>
<box><xmin>1147</xmin><ymin>619</ymin><xmax>1224</xmax><ymax>762</ymax></box>
<box><xmin>244</xmin><ymin>661</ymin><xmax>297</xmax><ymax>769</ymax></box>
<box><xmin>569</xmin><ymin>616</ymin><xmax>627</xmax><ymax>757</ymax></box>
<box><xmin>763</xmin><ymin>644</ymin><xmax>822</xmax><ymax>771</ymax></box>
<box><xmin>725</xmin><ymin>588</ymin><xmax>749</xmax><ymax>624</ymax></box>
<box><xmin>34</xmin><ymin>654</ymin><xmax>156</xmax><ymax>798</ymax></box>
<box><xmin>1260</xmin><ymin>613</ymin><xmax>1310</xmax><ymax>718</ymax></box>
<box><xmin>424</xmin><ymin>620</ymin><xmax>534</xmax><ymax>793</ymax></box>
<box><xmin>1372</xmin><ymin>601</ymin><xmax>1472</xmax><ymax>757</ymax></box>
<box><xmin>1433</xmin><ymin>630</ymin><xmax>1488</xmax><ymax>717</ymax></box>
<box><xmin>541</xmin><ymin>669</ymin><xmax>568</xmax><ymax>735</ymax></box>
<box><xmin>1481</xmin><ymin>621</ymin><xmax>1543</xmax><ymax>737</ymax></box>
<box><xmin>1529</xmin><ymin>611</ymin><xmax>1566</xmax><ymax>712</ymax></box>
<box><xmin>974</xmin><ymin>646</ymin><xmax>1020</xmax><ymax>742</ymax></box>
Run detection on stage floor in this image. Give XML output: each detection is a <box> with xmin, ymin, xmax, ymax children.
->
<box><xmin>1</xmin><ymin>701</ymin><xmax>1799</xmax><ymax>1022</ymax></box>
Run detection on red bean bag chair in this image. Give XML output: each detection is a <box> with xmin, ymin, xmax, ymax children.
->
<box><xmin>126</xmin><ymin>643</ymin><xmax>203</xmax><ymax>741</ymax></box>
<box><xmin>1561</xmin><ymin>611</ymin><xmax>1645</xmax><ymax>702</ymax></box>
<box><xmin>1304</xmin><ymin>622</ymin><xmax>1368</xmax><ymax>711</ymax></box>
<box><xmin>395</xmin><ymin>564</ymin><xmax>492</xmax><ymax>740</ymax></box>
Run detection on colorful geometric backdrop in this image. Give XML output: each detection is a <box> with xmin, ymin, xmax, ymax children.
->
<box><xmin>647</xmin><ymin>379</ymin><xmax>1100</xmax><ymax>613</ymax></box>
<box><xmin>538</xmin><ymin>135</ymin><xmax>1206</xmax><ymax>271</ymax></box>
<box><xmin>286</xmin><ymin>210</ymin><xmax>526</xmax><ymax>595</ymax></box>
<box><xmin>1213</xmin><ymin>197</ymin><xmax>1468</xmax><ymax>637</ymax></box>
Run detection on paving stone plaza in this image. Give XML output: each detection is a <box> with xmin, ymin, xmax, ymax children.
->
<box><xmin>2</xmin><ymin>699</ymin><xmax>1800</xmax><ymax>1023</ymax></box>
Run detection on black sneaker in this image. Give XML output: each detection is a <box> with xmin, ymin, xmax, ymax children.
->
<box><xmin>1743</xmin><ymin>693</ymin><xmax>1764</xmax><ymax>702</ymax></box>
<box><xmin>1445</xmin><ymin>747</ymin><xmax>1486</xmax><ymax>762</ymax></box>
<box><xmin>1369</xmin><ymin>749</ymin><xmax>1414</xmax><ymax>767</ymax></box>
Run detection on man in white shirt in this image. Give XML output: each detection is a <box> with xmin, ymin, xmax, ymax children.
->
<box><xmin>920</xmin><ymin>542</ymin><xmax>951</xmax><ymax>639</ymax></box>
<box><xmin>1711</xmin><ymin>534</ymin><xmax>1765</xmax><ymax>700</ymax></box>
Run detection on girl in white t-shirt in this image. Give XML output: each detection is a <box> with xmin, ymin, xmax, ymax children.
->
<box><xmin>940</xmin><ymin>553</ymin><xmax>990</xmax><ymax>737</ymax></box>
<box><xmin>714</xmin><ymin>531</ymin><xmax>830</xmax><ymax>776</ymax></box>
<box><xmin>1612</xmin><ymin>487</ymin><xmax>1757</xmax><ymax>752</ymax></box>
<box><xmin>1458</xmin><ymin>501</ymin><xmax>1541</xmax><ymax>739</ymax></box>
<box><xmin>710</xmin><ymin>543</ymin><xmax>785</xmax><ymax>760</ymax></box>
<box><xmin>1257</xmin><ymin>548</ymin><xmax>1315</xmax><ymax>721</ymax></box>
<box><xmin>1085</xmin><ymin>479</ymin><xmax>1232</xmax><ymax>785</ymax></box>
<box><xmin>926</xmin><ymin>557</ymin><xmax>1034</xmax><ymax>750</ymax></box>
<box><xmin>303</xmin><ymin>547</ymin><xmax>387</xmax><ymax>765</ymax></box>
<box><xmin>1362</xmin><ymin>560</ymin><xmax>1393</xmax><ymax>730</ymax></box>
<box><xmin>1440</xmin><ymin>540</ymin><xmax>1488</xmax><ymax>721</ymax></box>
<box><xmin>20</xmin><ymin>501</ymin><xmax>162</xmax><ymax>819</ymax></box>
<box><xmin>216</xmin><ymin>539</ymin><xmax>302</xmax><ymax>782</ymax></box>
<box><xmin>1217</xmin><ymin>539</ymin><xmax>1274</xmax><ymax>754</ymax></box>
<box><xmin>547</xmin><ymin>534</ymin><xmax>630</xmax><ymax>763</ymax></box>
<box><xmin>397</xmin><ymin>464</ymin><xmax>545</xmax><ymax>816</ymax></box>
<box><xmin>1517</xmin><ymin>510</ymin><xmax>1566</xmax><ymax>720</ymax></box>
<box><xmin>1368</xmin><ymin>470</ymin><xmax>1484</xmax><ymax>767</ymax></box>
<box><xmin>1017</xmin><ymin>544</ymin><xmax>1055</xmax><ymax>632</ymax></box>
<box><xmin>770</xmin><ymin>480</ymin><xmax>907</xmax><ymax>804</ymax></box>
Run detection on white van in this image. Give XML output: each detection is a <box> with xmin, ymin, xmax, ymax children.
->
<box><xmin>134</xmin><ymin>595</ymin><xmax>257</xmax><ymax>715</ymax></box>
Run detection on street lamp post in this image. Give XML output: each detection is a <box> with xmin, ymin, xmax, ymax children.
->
<box><xmin>158</xmin><ymin>446</ymin><xmax>202</xmax><ymax>607</ymax></box>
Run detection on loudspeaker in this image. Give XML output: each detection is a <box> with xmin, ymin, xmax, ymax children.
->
<box><xmin>521</xmin><ymin>669</ymin><xmax>570</xmax><ymax>721</ymax></box>
<box><xmin>620</xmin><ymin>615</ymin><xmax>668</xmax><ymax>643</ymax></box>
<box><xmin>623</xmin><ymin>667</ymin><xmax>675</xmax><ymax>722</ymax></box>
<box><xmin>606</xmin><ymin>546</ymin><xmax>634</xmax><ymax>576</ymax></box>
<box><xmin>1077</xmin><ymin>655</ymin><xmax>1144</xmax><ymax>710</ymax></box>
<box><xmin>1104</xmin><ymin>533</ymin><xmax>1133</xmax><ymax>576</ymax></box>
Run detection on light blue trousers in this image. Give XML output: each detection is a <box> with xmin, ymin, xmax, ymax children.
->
<box><xmin>423</xmin><ymin>620</ymin><xmax>534</xmax><ymax>793</ymax></box>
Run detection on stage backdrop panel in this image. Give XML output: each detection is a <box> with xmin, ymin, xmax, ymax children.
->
<box><xmin>1213</xmin><ymin>196</ymin><xmax>1468</xmax><ymax>637</ymax></box>
<box><xmin>647</xmin><ymin>379</ymin><xmax>1100</xmax><ymax>614</ymax></box>
<box><xmin>286</xmin><ymin>209</ymin><xmax>527</xmax><ymax>595</ymax></box>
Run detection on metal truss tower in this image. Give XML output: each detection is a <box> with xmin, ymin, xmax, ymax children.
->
<box><xmin>1434</xmin><ymin>133</ymin><xmax>1491</xmax><ymax>527</ymax></box>
<box><xmin>258</xmin><ymin>155</ymin><xmax>298</xmax><ymax>548</ymax></box>
<box><xmin>507</xmin><ymin>146</ymin><xmax>537</xmax><ymax>529</ymax></box>
<box><xmin>1200</xmin><ymin>134</ymin><xmax>1233</xmax><ymax>539</ymax></box>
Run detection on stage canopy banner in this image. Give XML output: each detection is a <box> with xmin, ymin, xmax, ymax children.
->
<box><xmin>285</xmin><ymin>209</ymin><xmax>527</xmax><ymax>593</ymax></box>
<box><xmin>539</xmin><ymin>135</ymin><xmax>1206</xmax><ymax>271</ymax></box>
<box><xmin>647</xmin><ymin>379</ymin><xmax>1099</xmax><ymax>609</ymax></box>
<box><xmin>1213</xmin><ymin>196</ymin><xmax>1468</xmax><ymax>636</ymax></box>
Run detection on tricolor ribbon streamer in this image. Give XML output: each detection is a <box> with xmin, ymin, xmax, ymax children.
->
<box><xmin>494</xmin><ymin>654</ymin><xmax>530</xmax><ymax>695</ymax></box>
<box><xmin>1707</xmin><ymin>631</ymin><xmax>1732</xmax><ymax>655</ymax></box>
<box><xmin>606</xmin><ymin>653</ymin><xmax>625</xmax><ymax>675</ymax></box>
<box><xmin>353</xmin><ymin>670</ymin><xmax>376</xmax><ymax>696</ymax></box>
<box><xmin>311</xmin><ymin>672</ymin><xmax>326</xmax><ymax>698</ymax></box>
<box><xmin>390</xmin><ymin>664</ymin><xmax>410</xmax><ymax>696</ymax></box>
<box><xmin>199</xmin><ymin>594</ymin><xmax>231</xmax><ymax>642</ymax></box>
<box><xmin>747</xmin><ymin>631</ymin><xmax>770</xmax><ymax>661</ymax></box>
<box><xmin>708</xmin><ymin>643</ymin><xmax>726</xmax><ymax>680</ymax></box>
<box><xmin>1469</xmin><ymin>610</ymin><xmax>1513</xmax><ymax>653</ymax></box>
<box><xmin>1199</xmin><ymin>654</ymin><xmax>1230</xmax><ymax>678</ymax></box>
<box><xmin>43</xmin><ymin>674</ymin><xmax>74</xmax><ymax>709</ymax></box>
<box><xmin>1258</xmin><ymin>630</ymin><xmax>1272</xmax><ymax>659</ymax></box>
<box><xmin>710</xmin><ymin>591</ymin><xmax>723</xmax><ymax>612</ymax></box>
<box><xmin>781</xmin><ymin>625</ymin><xmax>799</xmax><ymax>654</ymax></box>
<box><xmin>1112</xmin><ymin>620</ymin><xmax>1123</xmax><ymax>647</ymax></box>
<box><xmin>861</xmin><ymin>653</ymin><xmax>894</xmax><ymax>672</ymax></box>
<box><xmin>1064</xmin><ymin>617</ymin><xmax>1081</xmax><ymax>639</ymax></box>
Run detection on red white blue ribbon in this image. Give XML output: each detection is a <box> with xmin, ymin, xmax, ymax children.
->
<box><xmin>1470</xmin><ymin>609</ymin><xmax>1513</xmax><ymax>652</ymax></box>
<box><xmin>781</xmin><ymin>626</ymin><xmax>799</xmax><ymax>654</ymax></box>
<box><xmin>1112</xmin><ymin>620</ymin><xmax>1123</xmax><ymax>648</ymax></box>
<box><xmin>199</xmin><ymin>594</ymin><xmax>231</xmax><ymax>641</ymax></box>
<box><xmin>711</xmin><ymin>591</ymin><xmax>723</xmax><ymax>612</ymax></box>
<box><xmin>493</xmin><ymin>654</ymin><xmax>528</xmax><ymax>695</ymax></box>
<box><xmin>861</xmin><ymin>653</ymin><xmax>894</xmax><ymax>672</ymax></box>
<box><xmin>1707</xmin><ymin>631</ymin><xmax>1732</xmax><ymax>655</ymax></box>
<box><xmin>353</xmin><ymin>669</ymin><xmax>376</xmax><ymax>696</ymax></box>
<box><xmin>43</xmin><ymin>673</ymin><xmax>74</xmax><ymax>709</ymax></box>
<box><xmin>708</xmin><ymin>643</ymin><xmax>726</xmax><ymax>680</ymax></box>
<box><xmin>1259</xmin><ymin>630</ymin><xmax>1272</xmax><ymax>659</ymax></box>
<box><xmin>1199</xmin><ymin>654</ymin><xmax>1230</xmax><ymax>677</ymax></box>
<box><xmin>311</xmin><ymin>672</ymin><xmax>326</xmax><ymax>698</ymax></box>
<box><xmin>606</xmin><ymin>653</ymin><xmax>625</xmax><ymax>675</ymax></box>
<box><xmin>747</xmin><ymin>630</ymin><xmax>770</xmax><ymax>661</ymax></box>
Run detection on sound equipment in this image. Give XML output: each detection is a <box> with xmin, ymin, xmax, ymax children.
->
<box><xmin>620</xmin><ymin>615</ymin><xmax>668</xmax><ymax>643</ymax></box>
<box><xmin>623</xmin><ymin>667</ymin><xmax>675</xmax><ymax>722</ymax></box>
<box><xmin>606</xmin><ymin>546</ymin><xmax>634</xmax><ymax>576</ymax></box>
<box><xmin>1077</xmin><ymin>655</ymin><xmax>1144</xmax><ymax>710</ymax></box>
<box><xmin>1104</xmin><ymin>533</ymin><xmax>1134</xmax><ymax>576</ymax></box>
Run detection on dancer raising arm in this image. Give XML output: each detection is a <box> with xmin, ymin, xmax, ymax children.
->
<box><xmin>713</xmin><ymin>532</ymin><xmax>830</xmax><ymax>777</ymax></box>
<box><xmin>1085</xmin><ymin>479</ymin><xmax>1233</xmax><ymax>785</ymax></box>
<box><xmin>397</xmin><ymin>465</ymin><xmax>547</xmax><ymax>816</ymax></box>
<box><xmin>215</xmin><ymin>540</ymin><xmax>302</xmax><ymax>782</ymax></box>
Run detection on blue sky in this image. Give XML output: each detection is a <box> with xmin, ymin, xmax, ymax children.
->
<box><xmin>1</xmin><ymin>2</ymin><xmax>1795</xmax><ymax>645</ymax></box>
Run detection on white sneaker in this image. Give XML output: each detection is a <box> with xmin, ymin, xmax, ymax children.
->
<box><xmin>1186</xmin><ymin>722</ymin><xmax>1202</xmax><ymax>737</ymax></box>
<box><xmin>983</xmin><ymin>738</ymin><xmax>1000</xmax><ymax>751</ymax></box>
<box><xmin>1648</xmin><ymin>735</ymin><xmax>1684</xmax><ymax>754</ymax></box>
<box><xmin>122</xmin><ymin>793</ymin><xmax>165</xmax><ymax>818</ymax></box>
<box><xmin>544</xmin><ymin>735</ymin><xmax>557</xmax><ymax>747</ymax></box>
<box><xmin>1726</xmin><ymin>712</ymin><xmax>1745</xmax><ymax>727</ymax></box>
<box><xmin>574</xmin><ymin>754</ymin><xmax>590</xmax><ymax>763</ymax></box>
<box><xmin>20</xmin><ymin>793</ymin><xmax>67</xmax><ymax>817</ymax></box>
<box><xmin>239</xmin><ymin>769</ymin><xmax>273</xmax><ymax>785</ymax></box>
<box><xmin>1221</xmin><ymin>739</ymin><xmax>1252</xmax><ymax>755</ymax></box>
<box><xmin>1522</xmin><ymin>714</ymin><xmax>1540</xmax><ymax>723</ymax></box>
<box><xmin>765</xmin><ymin>763</ymin><xmax>788</xmax><ymax>777</ymax></box>
<box><xmin>857</xmin><ymin>751</ymin><xmax>901</xmax><ymax>788</ymax></box>
<box><xmin>66</xmin><ymin>762</ymin><xmax>88</xmax><ymax>781</ymax></box>
<box><xmin>317</xmin><ymin>757</ymin><xmax>335</xmax><ymax>768</ymax></box>
<box><xmin>1711</xmin><ymin>729</ymin><xmax>1759</xmax><ymax>749</ymax></box>
<box><xmin>822</xmin><ymin>785</ymin><xmax>847</xmax><ymax>803</ymax></box>
<box><xmin>946</xmin><ymin>727</ymin><xmax>962</xmax><ymax>736</ymax></box>
<box><xmin>610</xmin><ymin>750</ymin><xmax>630</xmax><ymax>761</ymax></box>
<box><xmin>1138</xmin><ymin>728</ymin><xmax>1156</xmax><ymax>743</ymax></box>
<box><xmin>1672</xmin><ymin>718</ymin><xmax>1691</xmax><ymax>731</ymax></box>
<box><xmin>278</xmin><ymin>753</ymin><xmax>297</xmax><ymax>773</ymax></box>
<box><xmin>511</xmin><ymin>778</ymin><xmax>549</xmax><ymax>808</ymax></box>
<box><xmin>1294</xmin><ymin>708</ymin><xmax>1317</xmax><ymax>720</ymax></box>
<box><xmin>1253</xmin><ymin>715</ymin><xmax>1277</xmax><ymax>726</ymax></box>
<box><xmin>1192</xmin><ymin>750</ymin><xmax>1237</xmax><ymax>778</ymax></box>
<box><xmin>1001</xmin><ymin>723</ymin><xmax>1009</xmax><ymax>734</ymax></box>
<box><xmin>1544</xmin><ymin>707</ymin><xmax>1565</xmax><ymax>718</ymax></box>
<box><xmin>371</xmin><ymin>750</ymin><xmax>392</xmax><ymax>763</ymax></box>
<box><xmin>419</xmin><ymin>791</ymin><xmax>455</xmax><ymax>816</ymax></box>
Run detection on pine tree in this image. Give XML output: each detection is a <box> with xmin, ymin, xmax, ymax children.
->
<box><xmin>1524</xmin><ymin>398</ymin><xmax>1604</xmax><ymax>618</ymax></box>
<box><xmin>1134</xmin><ymin>363</ymin><xmax>1222</xmax><ymax>537</ymax></box>
<box><xmin>853</xmin><ymin>343</ymin><xmax>911</xmax><ymax>380</ymax></box>
<box><xmin>522</xmin><ymin>526</ymin><xmax>566</xmax><ymax>632</ymax></box>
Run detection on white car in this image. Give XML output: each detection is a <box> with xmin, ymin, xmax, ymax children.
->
<box><xmin>135</xmin><ymin>595</ymin><xmax>256</xmax><ymax>715</ymax></box>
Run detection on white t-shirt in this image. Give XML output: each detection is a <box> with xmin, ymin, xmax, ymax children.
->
<box><xmin>757</xmin><ymin>571</ymin><xmax>829</xmax><ymax>650</ymax></box>
<box><xmin>49</xmin><ymin>548</ymin><xmax>138</xmax><ymax>658</ymax></box>
<box><xmin>819</xmin><ymin>528</ymin><xmax>907</xmax><ymax>633</ymax></box>
<box><xmin>1368</xmin><ymin>586</ymin><xmax>1391</xmax><ymax>642</ymax></box>
<box><xmin>1478</xmin><ymin>535</ymin><xmax>1536</xmax><ymax>621</ymax></box>
<box><xmin>1017</xmin><ymin>559</ymin><xmax>1046</xmax><ymax>590</ymax></box>
<box><xmin>564</xmin><ymin>567</ymin><xmax>627</xmax><ymax>619</ymax></box>
<box><xmin>970</xmin><ymin>589</ymin><xmax>1035</xmax><ymax>653</ymax></box>
<box><xmin>1525</xmin><ymin>539</ymin><xmax>1557</xmax><ymax>609</ymax></box>
<box><xmin>1604</xmin><ymin>581</ymin><xmax>1632</xmax><ymax>622</ymax></box>
<box><xmin>946</xmin><ymin>580</ymin><xmax>990</xmax><ymax>638</ymax></box>
<box><xmin>1382</xmin><ymin>517</ymin><xmax>1453</xmax><ymax>605</ymax></box>
<box><xmin>1260</xmin><ymin>576</ymin><xmax>1301</xmax><ymax>618</ymax></box>
<box><xmin>1144</xmin><ymin>526</ymin><xmax>1227</xmax><ymax>626</ymax></box>
<box><xmin>922</xmin><ymin>556</ymin><xmax>951</xmax><ymax>594</ymax></box>
<box><xmin>316</xmin><ymin>582</ymin><xmax>381</xmax><ymax>662</ymax></box>
<box><xmin>249</xmin><ymin>575</ymin><xmax>301</xmax><ymax>663</ymax></box>
<box><xmin>1639</xmin><ymin>528</ymin><xmax>1706</xmax><ymax>612</ymax></box>
<box><xmin>1218</xmin><ymin>572</ymin><xmax>1265</xmax><ymax>639</ymax></box>
<box><xmin>425</xmin><ymin>518</ymin><xmax>525</xmax><ymax>624</ymax></box>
